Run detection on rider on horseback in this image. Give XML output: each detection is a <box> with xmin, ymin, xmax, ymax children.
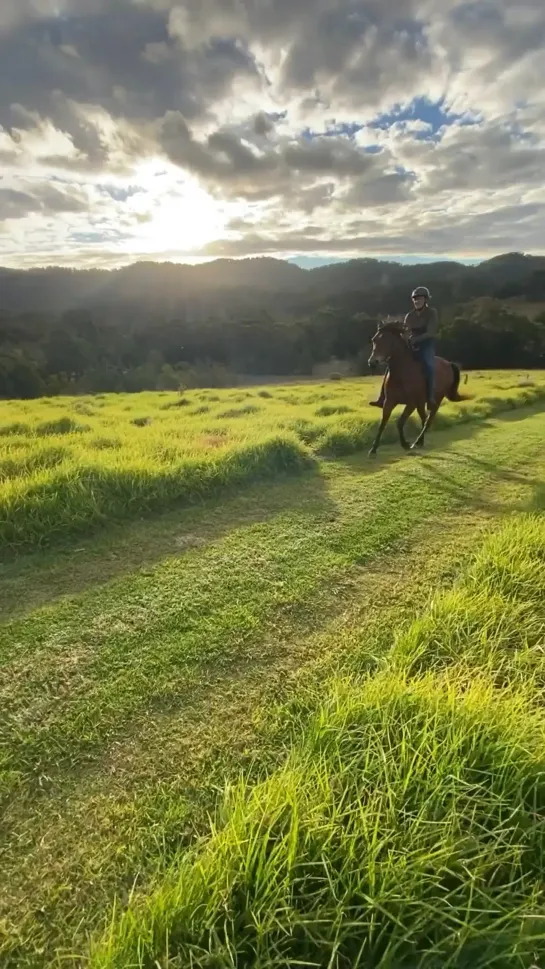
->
<box><xmin>370</xmin><ymin>286</ymin><xmax>438</xmax><ymax>409</ymax></box>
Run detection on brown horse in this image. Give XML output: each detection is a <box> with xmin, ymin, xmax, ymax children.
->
<box><xmin>367</xmin><ymin>320</ymin><xmax>467</xmax><ymax>455</ymax></box>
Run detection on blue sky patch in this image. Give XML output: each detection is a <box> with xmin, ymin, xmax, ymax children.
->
<box><xmin>99</xmin><ymin>184</ymin><xmax>144</xmax><ymax>202</ymax></box>
<box><xmin>289</xmin><ymin>254</ymin><xmax>482</xmax><ymax>270</ymax></box>
<box><xmin>71</xmin><ymin>229</ymin><xmax>131</xmax><ymax>243</ymax></box>
<box><xmin>302</xmin><ymin>98</ymin><xmax>481</xmax><ymax>151</ymax></box>
<box><xmin>369</xmin><ymin>96</ymin><xmax>479</xmax><ymax>138</ymax></box>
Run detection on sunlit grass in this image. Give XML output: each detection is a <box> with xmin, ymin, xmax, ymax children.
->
<box><xmin>2</xmin><ymin>406</ymin><xmax>545</xmax><ymax>967</ymax></box>
<box><xmin>1</xmin><ymin>372</ymin><xmax>545</xmax><ymax>554</ymax></box>
<box><xmin>91</xmin><ymin>515</ymin><xmax>545</xmax><ymax>969</ymax></box>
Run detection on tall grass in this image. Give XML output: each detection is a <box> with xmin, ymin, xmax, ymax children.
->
<box><xmin>91</xmin><ymin>514</ymin><xmax>545</xmax><ymax>969</ymax></box>
<box><xmin>0</xmin><ymin>437</ymin><xmax>310</xmax><ymax>553</ymax></box>
<box><xmin>2</xmin><ymin>372</ymin><xmax>545</xmax><ymax>554</ymax></box>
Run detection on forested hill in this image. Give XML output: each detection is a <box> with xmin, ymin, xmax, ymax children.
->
<box><xmin>1</xmin><ymin>252</ymin><xmax>545</xmax><ymax>317</ymax></box>
<box><xmin>2</xmin><ymin>252</ymin><xmax>545</xmax><ymax>398</ymax></box>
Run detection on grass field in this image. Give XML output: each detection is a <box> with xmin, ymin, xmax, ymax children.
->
<box><xmin>1</xmin><ymin>374</ymin><xmax>545</xmax><ymax>967</ymax></box>
<box><xmin>92</xmin><ymin>516</ymin><xmax>545</xmax><ymax>969</ymax></box>
<box><xmin>1</xmin><ymin>370</ymin><xmax>545</xmax><ymax>555</ymax></box>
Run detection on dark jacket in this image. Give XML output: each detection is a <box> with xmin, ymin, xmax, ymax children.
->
<box><xmin>404</xmin><ymin>305</ymin><xmax>438</xmax><ymax>341</ymax></box>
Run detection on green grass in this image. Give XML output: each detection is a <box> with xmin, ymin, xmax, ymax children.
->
<box><xmin>90</xmin><ymin>513</ymin><xmax>545</xmax><ymax>969</ymax></box>
<box><xmin>2</xmin><ymin>371</ymin><xmax>545</xmax><ymax>554</ymax></box>
<box><xmin>1</xmin><ymin>406</ymin><xmax>545</xmax><ymax>967</ymax></box>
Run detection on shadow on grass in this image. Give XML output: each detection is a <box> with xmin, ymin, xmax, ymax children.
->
<box><xmin>403</xmin><ymin>445</ymin><xmax>545</xmax><ymax>519</ymax></box>
<box><xmin>2</xmin><ymin>403</ymin><xmax>543</xmax><ymax>620</ymax></box>
<box><xmin>412</xmin><ymin>461</ymin><xmax>526</xmax><ymax>515</ymax></box>
<box><xmin>530</xmin><ymin>482</ymin><xmax>545</xmax><ymax>512</ymax></box>
<box><xmin>422</xmin><ymin>450</ymin><xmax>545</xmax><ymax>488</ymax></box>
<box><xmin>0</xmin><ymin>469</ymin><xmax>336</xmax><ymax>620</ymax></box>
<box><xmin>337</xmin><ymin>403</ymin><xmax>544</xmax><ymax>477</ymax></box>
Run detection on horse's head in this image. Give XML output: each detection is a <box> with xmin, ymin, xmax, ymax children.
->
<box><xmin>368</xmin><ymin>319</ymin><xmax>407</xmax><ymax>370</ymax></box>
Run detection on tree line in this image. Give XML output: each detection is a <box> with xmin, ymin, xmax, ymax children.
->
<box><xmin>2</xmin><ymin>294</ymin><xmax>545</xmax><ymax>399</ymax></box>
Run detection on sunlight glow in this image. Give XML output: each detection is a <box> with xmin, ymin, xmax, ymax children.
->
<box><xmin>126</xmin><ymin>161</ymin><xmax>242</xmax><ymax>255</ymax></box>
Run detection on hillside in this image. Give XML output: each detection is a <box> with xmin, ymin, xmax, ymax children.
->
<box><xmin>2</xmin><ymin>252</ymin><xmax>545</xmax><ymax>398</ymax></box>
<box><xmin>2</xmin><ymin>252</ymin><xmax>545</xmax><ymax>317</ymax></box>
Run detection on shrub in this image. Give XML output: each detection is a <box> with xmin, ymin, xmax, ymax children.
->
<box><xmin>36</xmin><ymin>417</ymin><xmax>89</xmax><ymax>436</ymax></box>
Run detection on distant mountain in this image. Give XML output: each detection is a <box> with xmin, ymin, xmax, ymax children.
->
<box><xmin>1</xmin><ymin>252</ymin><xmax>544</xmax><ymax>318</ymax></box>
<box><xmin>475</xmin><ymin>252</ymin><xmax>545</xmax><ymax>278</ymax></box>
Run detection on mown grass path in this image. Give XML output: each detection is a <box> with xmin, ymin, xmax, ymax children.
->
<box><xmin>93</xmin><ymin>515</ymin><xmax>545</xmax><ymax>969</ymax></box>
<box><xmin>1</xmin><ymin>407</ymin><xmax>545</xmax><ymax>966</ymax></box>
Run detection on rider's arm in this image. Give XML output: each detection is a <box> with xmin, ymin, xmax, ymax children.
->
<box><xmin>426</xmin><ymin>307</ymin><xmax>438</xmax><ymax>338</ymax></box>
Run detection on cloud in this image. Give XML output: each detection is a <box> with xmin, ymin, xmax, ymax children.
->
<box><xmin>0</xmin><ymin>0</ymin><xmax>260</xmax><ymax>169</ymax></box>
<box><xmin>158</xmin><ymin>111</ymin><xmax>391</xmax><ymax>202</ymax></box>
<box><xmin>0</xmin><ymin>179</ymin><xmax>89</xmax><ymax>220</ymax></box>
<box><xmin>0</xmin><ymin>0</ymin><xmax>544</xmax><ymax>265</ymax></box>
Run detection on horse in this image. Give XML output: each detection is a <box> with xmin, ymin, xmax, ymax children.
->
<box><xmin>367</xmin><ymin>320</ymin><xmax>467</xmax><ymax>456</ymax></box>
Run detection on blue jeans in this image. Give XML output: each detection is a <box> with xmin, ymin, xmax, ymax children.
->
<box><xmin>414</xmin><ymin>338</ymin><xmax>435</xmax><ymax>402</ymax></box>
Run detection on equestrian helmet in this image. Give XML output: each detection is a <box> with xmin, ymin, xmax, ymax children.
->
<box><xmin>412</xmin><ymin>286</ymin><xmax>431</xmax><ymax>300</ymax></box>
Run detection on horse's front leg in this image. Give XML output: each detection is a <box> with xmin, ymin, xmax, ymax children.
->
<box><xmin>369</xmin><ymin>402</ymin><xmax>394</xmax><ymax>456</ymax></box>
<box><xmin>397</xmin><ymin>404</ymin><xmax>415</xmax><ymax>450</ymax></box>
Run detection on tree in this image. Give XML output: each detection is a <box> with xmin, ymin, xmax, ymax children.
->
<box><xmin>0</xmin><ymin>350</ymin><xmax>46</xmax><ymax>398</ymax></box>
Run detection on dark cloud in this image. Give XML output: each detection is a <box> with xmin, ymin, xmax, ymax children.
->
<box><xmin>445</xmin><ymin>0</ymin><xmax>545</xmax><ymax>66</ymax></box>
<box><xmin>159</xmin><ymin>113</ymin><xmax>382</xmax><ymax>198</ymax></box>
<box><xmin>0</xmin><ymin>0</ymin><xmax>260</xmax><ymax>167</ymax></box>
<box><xmin>418</xmin><ymin>122</ymin><xmax>545</xmax><ymax>193</ymax></box>
<box><xmin>159</xmin><ymin>111</ymin><xmax>279</xmax><ymax>195</ymax></box>
<box><xmin>283</xmin><ymin>139</ymin><xmax>371</xmax><ymax>176</ymax></box>
<box><xmin>0</xmin><ymin>181</ymin><xmax>88</xmax><ymax>220</ymax></box>
<box><xmin>345</xmin><ymin>170</ymin><xmax>416</xmax><ymax>206</ymax></box>
<box><xmin>253</xmin><ymin>112</ymin><xmax>274</xmax><ymax>136</ymax></box>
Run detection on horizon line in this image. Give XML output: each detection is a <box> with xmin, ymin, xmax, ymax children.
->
<box><xmin>0</xmin><ymin>250</ymin><xmax>539</xmax><ymax>274</ymax></box>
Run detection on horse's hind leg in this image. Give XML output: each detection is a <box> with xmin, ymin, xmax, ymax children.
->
<box><xmin>412</xmin><ymin>398</ymin><xmax>442</xmax><ymax>450</ymax></box>
<box><xmin>397</xmin><ymin>404</ymin><xmax>414</xmax><ymax>450</ymax></box>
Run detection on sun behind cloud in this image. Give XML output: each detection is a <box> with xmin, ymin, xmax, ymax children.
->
<box><xmin>126</xmin><ymin>163</ymin><xmax>233</xmax><ymax>255</ymax></box>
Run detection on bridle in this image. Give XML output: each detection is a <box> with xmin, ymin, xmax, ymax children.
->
<box><xmin>372</xmin><ymin>323</ymin><xmax>409</xmax><ymax>365</ymax></box>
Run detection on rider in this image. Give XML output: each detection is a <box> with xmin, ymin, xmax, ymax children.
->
<box><xmin>370</xmin><ymin>286</ymin><xmax>438</xmax><ymax>408</ymax></box>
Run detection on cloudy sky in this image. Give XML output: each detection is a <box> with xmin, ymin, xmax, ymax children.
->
<box><xmin>0</xmin><ymin>0</ymin><xmax>544</xmax><ymax>269</ymax></box>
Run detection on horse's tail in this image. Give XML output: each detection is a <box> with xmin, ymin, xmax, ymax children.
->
<box><xmin>446</xmin><ymin>362</ymin><xmax>472</xmax><ymax>402</ymax></box>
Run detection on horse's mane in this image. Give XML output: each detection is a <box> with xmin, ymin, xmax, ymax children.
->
<box><xmin>375</xmin><ymin>318</ymin><xmax>406</xmax><ymax>337</ymax></box>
